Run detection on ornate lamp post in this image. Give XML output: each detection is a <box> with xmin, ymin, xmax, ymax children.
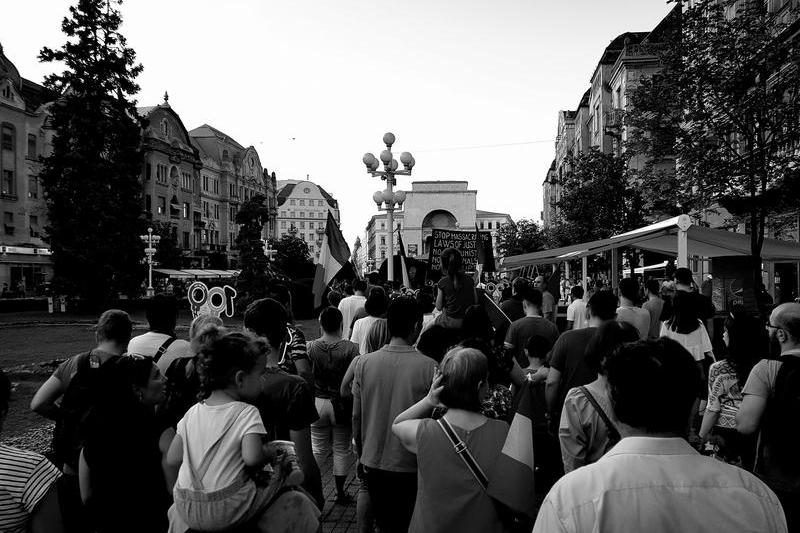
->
<box><xmin>363</xmin><ymin>132</ymin><xmax>414</xmax><ymax>283</ymax></box>
<box><xmin>262</xmin><ymin>239</ymin><xmax>277</xmax><ymax>262</ymax></box>
<box><xmin>140</xmin><ymin>227</ymin><xmax>161</xmax><ymax>297</ymax></box>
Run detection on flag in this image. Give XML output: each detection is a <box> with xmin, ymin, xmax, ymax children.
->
<box><xmin>312</xmin><ymin>212</ymin><xmax>351</xmax><ymax>308</ymax></box>
<box><xmin>487</xmin><ymin>381</ymin><xmax>537</xmax><ymax>518</ymax></box>
<box><xmin>397</xmin><ymin>231</ymin><xmax>411</xmax><ymax>289</ymax></box>
<box><xmin>474</xmin><ymin>224</ymin><xmax>486</xmax><ymax>286</ymax></box>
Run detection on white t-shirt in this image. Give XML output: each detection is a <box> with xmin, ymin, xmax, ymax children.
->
<box><xmin>175</xmin><ymin>401</ymin><xmax>266</xmax><ymax>491</ymax></box>
<box><xmin>127</xmin><ymin>331</ymin><xmax>191</xmax><ymax>374</ymax></box>
<box><xmin>566</xmin><ymin>299</ymin><xmax>588</xmax><ymax>329</ymax></box>
<box><xmin>659</xmin><ymin>321</ymin><xmax>713</xmax><ymax>362</ymax></box>
<box><xmin>338</xmin><ymin>295</ymin><xmax>366</xmax><ymax>339</ymax></box>
<box><xmin>350</xmin><ymin>316</ymin><xmax>382</xmax><ymax>355</ymax></box>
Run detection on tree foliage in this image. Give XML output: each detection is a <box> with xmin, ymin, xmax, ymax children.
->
<box><xmin>150</xmin><ymin>221</ymin><xmax>182</xmax><ymax>270</ymax></box>
<box><xmin>235</xmin><ymin>194</ymin><xmax>271</xmax><ymax>302</ymax></box>
<box><xmin>627</xmin><ymin>0</ymin><xmax>800</xmax><ymax>287</ymax></box>
<box><xmin>38</xmin><ymin>0</ymin><xmax>145</xmax><ymax>304</ymax></box>
<box><xmin>272</xmin><ymin>234</ymin><xmax>314</xmax><ymax>279</ymax></box>
<box><xmin>556</xmin><ymin>149</ymin><xmax>645</xmax><ymax>242</ymax></box>
<box><xmin>496</xmin><ymin>219</ymin><xmax>548</xmax><ymax>257</ymax></box>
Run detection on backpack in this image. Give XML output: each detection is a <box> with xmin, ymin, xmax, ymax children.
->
<box><xmin>163</xmin><ymin>356</ymin><xmax>201</xmax><ymax>426</ymax></box>
<box><xmin>53</xmin><ymin>351</ymin><xmax>116</xmax><ymax>470</ymax></box>
<box><xmin>760</xmin><ymin>357</ymin><xmax>800</xmax><ymax>490</ymax></box>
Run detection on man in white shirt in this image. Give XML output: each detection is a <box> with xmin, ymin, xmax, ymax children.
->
<box><xmin>338</xmin><ymin>279</ymin><xmax>367</xmax><ymax>339</ymax></box>
<box><xmin>127</xmin><ymin>294</ymin><xmax>190</xmax><ymax>373</ymax></box>
<box><xmin>534</xmin><ymin>337</ymin><xmax>786</xmax><ymax>533</ymax></box>
<box><xmin>615</xmin><ymin>277</ymin><xmax>650</xmax><ymax>340</ymax></box>
<box><xmin>565</xmin><ymin>285</ymin><xmax>588</xmax><ymax>330</ymax></box>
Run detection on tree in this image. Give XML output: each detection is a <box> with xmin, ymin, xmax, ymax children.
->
<box><xmin>556</xmin><ymin>149</ymin><xmax>645</xmax><ymax>242</ymax></box>
<box><xmin>496</xmin><ymin>219</ymin><xmax>548</xmax><ymax>257</ymax></box>
<box><xmin>272</xmin><ymin>234</ymin><xmax>314</xmax><ymax>279</ymax></box>
<box><xmin>235</xmin><ymin>194</ymin><xmax>271</xmax><ymax>302</ymax></box>
<box><xmin>150</xmin><ymin>221</ymin><xmax>181</xmax><ymax>270</ymax></box>
<box><xmin>38</xmin><ymin>0</ymin><xmax>146</xmax><ymax>305</ymax></box>
<box><xmin>627</xmin><ymin>0</ymin><xmax>800</xmax><ymax>295</ymax></box>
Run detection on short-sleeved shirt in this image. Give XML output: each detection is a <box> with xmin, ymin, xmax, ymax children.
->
<box><xmin>276</xmin><ymin>324</ymin><xmax>310</xmax><ymax>376</ymax></box>
<box><xmin>338</xmin><ymin>295</ymin><xmax>366</xmax><ymax>340</ymax></box>
<box><xmin>127</xmin><ymin>332</ymin><xmax>191</xmax><ymax>374</ymax></box>
<box><xmin>0</xmin><ymin>445</ymin><xmax>61</xmax><ymax>533</ymax></box>
<box><xmin>548</xmin><ymin>327</ymin><xmax>598</xmax><ymax>414</ymax></box>
<box><xmin>566</xmin><ymin>299</ymin><xmax>588</xmax><ymax>329</ymax></box>
<box><xmin>52</xmin><ymin>348</ymin><xmax>117</xmax><ymax>389</ymax></box>
<box><xmin>504</xmin><ymin>316</ymin><xmax>559</xmax><ymax>367</ymax></box>
<box><xmin>437</xmin><ymin>273</ymin><xmax>475</xmax><ymax>320</ymax></box>
<box><xmin>659</xmin><ymin>321</ymin><xmax>712</xmax><ymax>362</ymax></box>
<box><xmin>307</xmin><ymin>339</ymin><xmax>359</xmax><ymax>399</ymax></box>
<box><xmin>616</xmin><ymin>306</ymin><xmax>651</xmax><ymax>340</ymax></box>
<box><xmin>661</xmin><ymin>290</ymin><xmax>716</xmax><ymax>322</ymax></box>
<box><xmin>175</xmin><ymin>401</ymin><xmax>266</xmax><ymax>491</ymax></box>
<box><xmin>641</xmin><ymin>298</ymin><xmax>665</xmax><ymax>339</ymax></box>
<box><xmin>352</xmin><ymin>344</ymin><xmax>436</xmax><ymax>472</ymax></box>
<box><xmin>541</xmin><ymin>291</ymin><xmax>556</xmax><ymax>321</ymax></box>
<box><xmin>706</xmin><ymin>360</ymin><xmax>742</xmax><ymax>429</ymax></box>
<box><xmin>350</xmin><ymin>316</ymin><xmax>382</xmax><ymax>355</ymax></box>
<box><xmin>559</xmin><ymin>378</ymin><xmax>619</xmax><ymax>473</ymax></box>
<box><xmin>499</xmin><ymin>297</ymin><xmax>525</xmax><ymax>323</ymax></box>
<box><xmin>257</xmin><ymin>368</ymin><xmax>319</xmax><ymax>441</ymax></box>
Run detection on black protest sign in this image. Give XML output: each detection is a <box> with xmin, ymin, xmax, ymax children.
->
<box><xmin>427</xmin><ymin>229</ymin><xmax>495</xmax><ymax>273</ymax></box>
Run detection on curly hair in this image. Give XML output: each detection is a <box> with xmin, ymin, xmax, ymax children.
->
<box><xmin>195</xmin><ymin>326</ymin><xmax>266</xmax><ymax>399</ymax></box>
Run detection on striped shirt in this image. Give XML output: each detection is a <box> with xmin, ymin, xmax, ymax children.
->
<box><xmin>0</xmin><ymin>444</ymin><xmax>61</xmax><ymax>533</ymax></box>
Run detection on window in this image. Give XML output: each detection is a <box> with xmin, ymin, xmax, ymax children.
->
<box><xmin>183</xmin><ymin>232</ymin><xmax>190</xmax><ymax>249</ymax></box>
<box><xmin>145</xmin><ymin>195</ymin><xmax>152</xmax><ymax>213</ymax></box>
<box><xmin>1</xmin><ymin>124</ymin><xmax>14</xmax><ymax>151</ymax></box>
<box><xmin>479</xmin><ymin>221</ymin><xmax>484</xmax><ymax>229</ymax></box>
<box><xmin>182</xmin><ymin>172</ymin><xmax>192</xmax><ymax>191</ymax></box>
<box><xmin>161</xmin><ymin>119</ymin><xmax>171</xmax><ymax>137</ymax></box>
<box><xmin>3</xmin><ymin>212</ymin><xmax>13</xmax><ymax>235</ymax></box>
<box><xmin>593</xmin><ymin>105</ymin><xmax>600</xmax><ymax>133</ymax></box>
<box><xmin>290</xmin><ymin>211</ymin><xmax>295</xmax><ymax>217</ymax></box>
<box><xmin>396</xmin><ymin>223</ymin><xmax>401</xmax><ymax>230</ymax></box>
<box><xmin>308</xmin><ymin>233</ymin><xmax>313</xmax><ymax>241</ymax></box>
<box><xmin>309</xmin><ymin>244</ymin><xmax>314</xmax><ymax>253</ymax></box>
<box><xmin>203</xmin><ymin>201</ymin><xmax>209</xmax><ymax>218</ymax></box>
<box><xmin>156</xmin><ymin>164</ymin><xmax>168</xmax><ymax>185</ymax></box>
<box><xmin>29</xmin><ymin>215</ymin><xmax>39</xmax><ymax>238</ymax></box>
<box><xmin>203</xmin><ymin>175</ymin><xmax>209</xmax><ymax>191</ymax></box>
<box><xmin>300</xmin><ymin>221</ymin><xmax>305</xmax><ymax>229</ymax></box>
<box><xmin>28</xmin><ymin>176</ymin><xmax>38</xmax><ymax>199</ymax></box>
<box><xmin>380</xmin><ymin>236</ymin><xmax>386</xmax><ymax>245</ymax></box>
<box><xmin>27</xmin><ymin>134</ymin><xmax>36</xmax><ymax>158</ymax></box>
<box><xmin>158</xmin><ymin>196</ymin><xmax>166</xmax><ymax>215</ymax></box>
<box><xmin>2</xmin><ymin>170</ymin><xmax>15</xmax><ymax>196</ymax></box>
<box><xmin>281</xmin><ymin>221</ymin><xmax>287</xmax><ymax>229</ymax></box>
<box><xmin>213</xmin><ymin>179</ymin><xmax>219</xmax><ymax>194</ymax></box>
<box><xmin>309</xmin><ymin>221</ymin><xmax>314</xmax><ymax>229</ymax></box>
<box><xmin>214</xmin><ymin>204</ymin><xmax>219</xmax><ymax>219</ymax></box>
<box><xmin>380</xmin><ymin>222</ymin><xmax>385</xmax><ymax>230</ymax></box>
<box><xmin>280</xmin><ymin>211</ymin><xmax>286</xmax><ymax>217</ymax></box>
<box><xmin>290</xmin><ymin>199</ymin><xmax>296</xmax><ymax>206</ymax></box>
<box><xmin>299</xmin><ymin>199</ymin><xmax>305</xmax><ymax>206</ymax></box>
<box><xmin>0</xmin><ymin>86</ymin><xmax>10</xmax><ymax>99</ymax></box>
<box><xmin>487</xmin><ymin>221</ymin><xmax>492</xmax><ymax>229</ymax></box>
<box><xmin>145</xmin><ymin>164</ymin><xmax>152</xmax><ymax>181</ymax></box>
<box><xmin>183</xmin><ymin>202</ymin><xmax>190</xmax><ymax>219</ymax></box>
<box><xmin>380</xmin><ymin>250</ymin><xmax>386</xmax><ymax>260</ymax></box>
<box><xmin>304</xmin><ymin>188</ymin><xmax>311</xmax><ymax>194</ymax></box>
<box><xmin>229</xmin><ymin>206</ymin><xmax>237</xmax><ymax>222</ymax></box>
<box><xmin>318</xmin><ymin>200</ymin><xmax>323</xmax><ymax>206</ymax></box>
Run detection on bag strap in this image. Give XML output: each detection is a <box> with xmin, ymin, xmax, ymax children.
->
<box><xmin>154</xmin><ymin>336</ymin><xmax>177</xmax><ymax>363</ymax></box>
<box><xmin>437</xmin><ymin>417</ymin><xmax>488</xmax><ymax>490</ymax></box>
<box><xmin>184</xmin><ymin>403</ymin><xmax>248</xmax><ymax>490</ymax></box>
<box><xmin>580</xmin><ymin>386</ymin><xmax>620</xmax><ymax>443</ymax></box>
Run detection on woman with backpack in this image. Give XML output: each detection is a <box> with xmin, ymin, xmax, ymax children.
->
<box><xmin>307</xmin><ymin>307</ymin><xmax>360</xmax><ymax>503</ymax></box>
<box><xmin>78</xmin><ymin>355</ymin><xmax>172</xmax><ymax>533</ymax></box>
<box><xmin>558</xmin><ymin>321</ymin><xmax>640</xmax><ymax>473</ymax></box>
<box><xmin>392</xmin><ymin>347</ymin><xmax>509</xmax><ymax>533</ymax></box>
<box><xmin>435</xmin><ymin>248</ymin><xmax>477</xmax><ymax>330</ymax></box>
<box><xmin>699</xmin><ymin>308</ymin><xmax>764</xmax><ymax>468</ymax></box>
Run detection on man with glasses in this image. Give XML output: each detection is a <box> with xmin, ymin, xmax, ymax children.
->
<box><xmin>738</xmin><ymin>302</ymin><xmax>800</xmax><ymax>531</ymax></box>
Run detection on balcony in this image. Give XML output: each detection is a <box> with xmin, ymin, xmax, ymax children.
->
<box><xmin>621</xmin><ymin>43</ymin><xmax>665</xmax><ymax>59</ymax></box>
<box><xmin>604</xmin><ymin>109</ymin><xmax>625</xmax><ymax>129</ymax></box>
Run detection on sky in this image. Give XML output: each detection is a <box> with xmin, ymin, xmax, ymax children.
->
<box><xmin>1</xmin><ymin>0</ymin><xmax>674</xmax><ymax>247</ymax></box>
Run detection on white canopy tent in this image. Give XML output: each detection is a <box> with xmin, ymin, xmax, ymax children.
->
<box><xmin>502</xmin><ymin>215</ymin><xmax>800</xmax><ymax>294</ymax></box>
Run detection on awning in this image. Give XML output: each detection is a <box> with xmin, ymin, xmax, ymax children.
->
<box><xmin>153</xmin><ymin>269</ymin><xmax>241</xmax><ymax>279</ymax></box>
<box><xmin>503</xmin><ymin>216</ymin><xmax>800</xmax><ymax>269</ymax></box>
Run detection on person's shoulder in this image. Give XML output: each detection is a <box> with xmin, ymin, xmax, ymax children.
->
<box><xmin>0</xmin><ymin>443</ymin><xmax>48</xmax><ymax>469</ymax></box>
<box><xmin>168</xmin><ymin>339</ymin><xmax>190</xmax><ymax>351</ymax></box>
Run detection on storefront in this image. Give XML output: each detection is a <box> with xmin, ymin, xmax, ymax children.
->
<box><xmin>0</xmin><ymin>246</ymin><xmax>53</xmax><ymax>297</ymax></box>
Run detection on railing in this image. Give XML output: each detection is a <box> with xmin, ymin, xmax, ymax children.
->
<box><xmin>604</xmin><ymin>109</ymin><xmax>625</xmax><ymax>129</ymax></box>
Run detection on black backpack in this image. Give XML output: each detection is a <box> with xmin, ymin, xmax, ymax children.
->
<box><xmin>53</xmin><ymin>351</ymin><xmax>116</xmax><ymax>470</ymax></box>
<box><xmin>761</xmin><ymin>357</ymin><xmax>800</xmax><ymax>488</ymax></box>
<box><xmin>163</xmin><ymin>356</ymin><xmax>201</xmax><ymax>426</ymax></box>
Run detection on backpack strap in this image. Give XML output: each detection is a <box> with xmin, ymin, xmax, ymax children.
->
<box><xmin>183</xmin><ymin>403</ymin><xmax>248</xmax><ymax>490</ymax></box>
<box><xmin>437</xmin><ymin>417</ymin><xmax>489</xmax><ymax>490</ymax></box>
<box><xmin>154</xmin><ymin>336</ymin><xmax>177</xmax><ymax>363</ymax></box>
<box><xmin>580</xmin><ymin>386</ymin><xmax>620</xmax><ymax>444</ymax></box>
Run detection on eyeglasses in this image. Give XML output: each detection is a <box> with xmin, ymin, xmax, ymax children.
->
<box><xmin>766</xmin><ymin>322</ymin><xmax>783</xmax><ymax>332</ymax></box>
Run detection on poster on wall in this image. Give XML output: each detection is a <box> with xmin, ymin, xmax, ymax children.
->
<box><xmin>427</xmin><ymin>229</ymin><xmax>495</xmax><ymax>273</ymax></box>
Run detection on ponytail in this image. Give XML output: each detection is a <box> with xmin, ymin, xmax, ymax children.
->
<box><xmin>441</xmin><ymin>248</ymin><xmax>464</xmax><ymax>291</ymax></box>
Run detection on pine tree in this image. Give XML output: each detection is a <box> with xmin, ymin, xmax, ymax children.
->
<box><xmin>235</xmin><ymin>194</ymin><xmax>271</xmax><ymax>303</ymax></box>
<box><xmin>38</xmin><ymin>0</ymin><xmax>146</xmax><ymax>305</ymax></box>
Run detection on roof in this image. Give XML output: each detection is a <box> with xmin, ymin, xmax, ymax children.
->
<box><xmin>502</xmin><ymin>216</ymin><xmax>800</xmax><ymax>268</ymax></box>
<box><xmin>189</xmin><ymin>124</ymin><xmax>246</xmax><ymax>165</ymax></box>
<box><xmin>599</xmin><ymin>32</ymin><xmax>649</xmax><ymax>65</ymax></box>
<box><xmin>189</xmin><ymin>124</ymin><xmax>245</xmax><ymax>150</ymax></box>
<box><xmin>476</xmin><ymin>210</ymin><xmax>511</xmax><ymax>218</ymax></box>
<box><xmin>0</xmin><ymin>46</ymin><xmax>56</xmax><ymax>112</ymax></box>
<box><xmin>276</xmin><ymin>180</ymin><xmax>339</xmax><ymax>209</ymax></box>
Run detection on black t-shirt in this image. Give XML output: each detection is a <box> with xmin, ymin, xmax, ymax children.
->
<box><xmin>548</xmin><ymin>327</ymin><xmax>598</xmax><ymax>415</ymax></box>
<box><xmin>500</xmin><ymin>297</ymin><xmax>525</xmax><ymax>323</ymax></box>
<box><xmin>257</xmin><ymin>368</ymin><xmax>319</xmax><ymax>441</ymax></box>
<box><xmin>660</xmin><ymin>290</ymin><xmax>716</xmax><ymax>322</ymax></box>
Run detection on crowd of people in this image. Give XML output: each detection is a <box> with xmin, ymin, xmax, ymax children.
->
<box><xmin>0</xmin><ymin>246</ymin><xmax>798</xmax><ymax>532</ymax></box>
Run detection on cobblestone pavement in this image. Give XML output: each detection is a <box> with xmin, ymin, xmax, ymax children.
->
<box><xmin>318</xmin><ymin>451</ymin><xmax>359</xmax><ymax>533</ymax></box>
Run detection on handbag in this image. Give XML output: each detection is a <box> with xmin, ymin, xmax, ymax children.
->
<box><xmin>579</xmin><ymin>386</ymin><xmax>621</xmax><ymax>452</ymax></box>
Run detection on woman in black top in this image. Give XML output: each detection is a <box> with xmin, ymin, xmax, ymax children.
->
<box><xmin>435</xmin><ymin>248</ymin><xmax>477</xmax><ymax>329</ymax></box>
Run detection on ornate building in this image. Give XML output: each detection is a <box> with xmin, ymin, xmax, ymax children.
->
<box><xmin>276</xmin><ymin>178</ymin><xmax>340</xmax><ymax>262</ymax></box>
<box><xmin>0</xmin><ymin>44</ymin><xmax>55</xmax><ymax>294</ymax></box>
<box><xmin>365</xmin><ymin>181</ymin><xmax>511</xmax><ymax>270</ymax></box>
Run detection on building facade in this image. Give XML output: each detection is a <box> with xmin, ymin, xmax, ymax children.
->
<box><xmin>276</xmin><ymin>179</ymin><xmax>340</xmax><ymax>262</ymax></box>
<box><xmin>365</xmin><ymin>181</ymin><xmax>511</xmax><ymax>270</ymax></box>
<box><xmin>0</xmin><ymin>45</ymin><xmax>55</xmax><ymax>295</ymax></box>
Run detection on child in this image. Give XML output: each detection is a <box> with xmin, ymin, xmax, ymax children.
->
<box><xmin>166</xmin><ymin>327</ymin><xmax>270</xmax><ymax>532</ymax></box>
<box><xmin>523</xmin><ymin>335</ymin><xmax>551</xmax><ymax>384</ymax></box>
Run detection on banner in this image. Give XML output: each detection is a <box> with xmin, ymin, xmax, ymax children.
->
<box><xmin>427</xmin><ymin>228</ymin><xmax>495</xmax><ymax>273</ymax></box>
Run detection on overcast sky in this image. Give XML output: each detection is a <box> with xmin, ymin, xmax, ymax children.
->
<box><xmin>2</xmin><ymin>0</ymin><xmax>673</xmax><ymax>246</ymax></box>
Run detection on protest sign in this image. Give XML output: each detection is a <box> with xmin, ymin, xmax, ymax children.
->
<box><xmin>427</xmin><ymin>228</ymin><xmax>495</xmax><ymax>273</ymax></box>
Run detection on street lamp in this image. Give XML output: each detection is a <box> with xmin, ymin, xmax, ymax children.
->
<box><xmin>140</xmin><ymin>227</ymin><xmax>161</xmax><ymax>297</ymax></box>
<box><xmin>363</xmin><ymin>132</ymin><xmax>414</xmax><ymax>283</ymax></box>
<box><xmin>262</xmin><ymin>239</ymin><xmax>277</xmax><ymax>262</ymax></box>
